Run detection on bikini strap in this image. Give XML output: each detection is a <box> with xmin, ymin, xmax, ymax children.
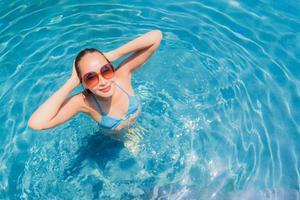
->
<box><xmin>88</xmin><ymin>91</ymin><xmax>106</xmax><ymax>115</ymax></box>
<box><xmin>114</xmin><ymin>81</ymin><xmax>130</xmax><ymax>97</ymax></box>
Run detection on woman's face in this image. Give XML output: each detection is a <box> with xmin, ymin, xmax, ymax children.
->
<box><xmin>78</xmin><ymin>52</ymin><xmax>116</xmax><ymax>98</ymax></box>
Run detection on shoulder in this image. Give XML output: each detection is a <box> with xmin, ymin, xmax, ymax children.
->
<box><xmin>71</xmin><ymin>90</ymin><xmax>91</xmax><ymax>113</ymax></box>
<box><xmin>115</xmin><ymin>65</ymin><xmax>131</xmax><ymax>82</ymax></box>
<box><xmin>77</xmin><ymin>90</ymin><xmax>103</xmax><ymax>122</ymax></box>
<box><xmin>114</xmin><ymin>74</ymin><xmax>135</xmax><ymax>96</ymax></box>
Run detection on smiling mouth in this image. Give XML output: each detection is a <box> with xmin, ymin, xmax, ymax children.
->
<box><xmin>99</xmin><ymin>85</ymin><xmax>111</xmax><ymax>93</ymax></box>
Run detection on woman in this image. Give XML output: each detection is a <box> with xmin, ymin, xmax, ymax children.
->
<box><xmin>28</xmin><ymin>30</ymin><xmax>163</xmax><ymax>135</ymax></box>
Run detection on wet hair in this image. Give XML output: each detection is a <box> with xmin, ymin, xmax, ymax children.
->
<box><xmin>74</xmin><ymin>48</ymin><xmax>110</xmax><ymax>83</ymax></box>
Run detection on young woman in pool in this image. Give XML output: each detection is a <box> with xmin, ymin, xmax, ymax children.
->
<box><xmin>28</xmin><ymin>30</ymin><xmax>162</xmax><ymax>133</ymax></box>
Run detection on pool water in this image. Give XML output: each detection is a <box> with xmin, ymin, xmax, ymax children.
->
<box><xmin>1</xmin><ymin>0</ymin><xmax>300</xmax><ymax>199</ymax></box>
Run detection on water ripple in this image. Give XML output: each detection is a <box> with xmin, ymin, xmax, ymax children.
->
<box><xmin>0</xmin><ymin>0</ymin><xmax>299</xmax><ymax>199</ymax></box>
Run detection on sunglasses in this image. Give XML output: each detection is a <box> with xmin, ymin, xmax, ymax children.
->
<box><xmin>82</xmin><ymin>63</ymin><xmax>115</xmax><ymax>88</ymax></box>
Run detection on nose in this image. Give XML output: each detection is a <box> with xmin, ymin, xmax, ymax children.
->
<box><xmin>98</xmin><ymin>74</ymin><xmax>107</xmax><ymax>86</ymax></box>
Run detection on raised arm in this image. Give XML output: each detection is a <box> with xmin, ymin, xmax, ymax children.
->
<box><xmin>28</xmin><ymin>65</ymin><xmax>85</xmax><ymax>130</ymax></box>
<box><xmin>104</xmin><ymin>30</ymin><xmax>163</xmax><ymax>73</ymax></box>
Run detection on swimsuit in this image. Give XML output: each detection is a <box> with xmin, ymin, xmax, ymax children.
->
<box><xmin>89</xmin><ymin>82</ymin><xmax>140</xmax><ymax>130</ymax></box>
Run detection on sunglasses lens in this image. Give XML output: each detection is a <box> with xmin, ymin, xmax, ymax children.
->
<box><xmin>84</xmin><ymin>72</ymin><xmax>98</xmax><ymax>88</ymax></box>
<box><xmin>101</xmin><ymin>64</ymin><xmax>114</xmax><ymax>79</ymax></box>
<box><xmin>83</xmin><ymin>64</ymin><xmax>114</xmax><ymax>88</ymax></box>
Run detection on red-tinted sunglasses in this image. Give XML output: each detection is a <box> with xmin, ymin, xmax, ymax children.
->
<box><xmin>83</xmin><ymin>63</ymin><xmax>115</xmax><ymax>88</ymax></box>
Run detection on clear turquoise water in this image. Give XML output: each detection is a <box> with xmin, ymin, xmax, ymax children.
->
<box><xmin>0</xmin><ymin>0</ymin><xmax>300</xmax><ymax>199</ymax></box>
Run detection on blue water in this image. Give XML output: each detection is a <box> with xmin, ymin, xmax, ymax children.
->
<box><xmin>1</xmin><ymin>0</ymin><xmax>300</xmax><ymax>199</ymax></box>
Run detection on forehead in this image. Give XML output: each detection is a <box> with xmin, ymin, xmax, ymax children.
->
<box><xmin>79</xmin><ymin>52</ymin><xmax>108</xmax><ymax>74</ymax></box>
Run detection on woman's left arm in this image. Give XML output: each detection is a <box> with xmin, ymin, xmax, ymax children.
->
<box><xmin>104</xmin><ymin>30</ymin><xmax>162</xmax><ymax>73</ymax></box>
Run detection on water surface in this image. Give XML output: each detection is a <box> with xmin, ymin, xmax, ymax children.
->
<box><xmin>0</xmin><ymin>0</ymin><xmax>299</xmax><ymax>199</ymax></box>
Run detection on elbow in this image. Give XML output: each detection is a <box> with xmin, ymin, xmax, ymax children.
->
<box><xmin>153</xmin><ymin>29</ymin><xmax>163</xmax><ymax>42</ymax></box>
<box><xmin>150</xmin><ymin>30</ymin><xmax>163</xmax><ymax>49</ymax></box>
<box><xmin>28</xmin><ymin>118</ymin><xmax>44</xmax><ymax>130</ymax></box>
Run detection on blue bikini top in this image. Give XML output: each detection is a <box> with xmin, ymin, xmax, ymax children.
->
<box><xmin>89</xmin><ymin>82</ymin><xmax>140</xmax><ymax>130</ymax></box>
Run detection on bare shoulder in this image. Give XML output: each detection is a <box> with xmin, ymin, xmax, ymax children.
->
<box><xmin>71</xmin><ymin>91</ymin><xmax>91</xmax><ymax>113</ymax></box>
<box><xmin>77</xmin><ymin>90</ymin><xmax>104</xmax><ymax>122</ymax></box>
<box><xmin>115</xmin><ymin>70</ymin><xmax>134</xmax><ymax>95</ymax></box>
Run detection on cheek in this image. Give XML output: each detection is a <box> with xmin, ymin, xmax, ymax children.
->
<box><xmin>110</xmin><ymin>76</ymin><xmax>116</xmax><ymax>82</ymax></box>
<box><xmin>82</xmin><ymin>83</ymin><xmax>91</xmax><ymax>91</ymax></box>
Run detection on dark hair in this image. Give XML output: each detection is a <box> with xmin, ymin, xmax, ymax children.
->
<box><xmin>74</xmin><ymin>48</ymin><xmax>110</xmax><ymax>83</ymax></box>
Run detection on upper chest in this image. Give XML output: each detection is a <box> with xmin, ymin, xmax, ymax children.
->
<box><xmin>84</xmin><ymin>77</ymin><xmax>134</xmax><ymax>121</ymax></box>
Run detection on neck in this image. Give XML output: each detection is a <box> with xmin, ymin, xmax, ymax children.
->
<box><xmin>97</xmin><ymin>95</ymin><xmax>112</xmax><ymax>102</ymax></box>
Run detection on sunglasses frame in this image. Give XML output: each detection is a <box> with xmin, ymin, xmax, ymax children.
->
<box><xmin>82</xmin><ymin>62</ymin><xmax>115</xmax><ymax>88</ymax></box>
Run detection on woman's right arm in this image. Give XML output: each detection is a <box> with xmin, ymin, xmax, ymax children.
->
<box><xmin>28</xmin><ymin>65</ymin><xmax>86</xmax><ymax>130</ymax></box>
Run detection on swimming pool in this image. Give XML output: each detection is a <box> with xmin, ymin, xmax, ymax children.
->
<box><xmin>0</xmin><ymin>0</ymin><xmax>299</xmax><ymax>199</ymax></box>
